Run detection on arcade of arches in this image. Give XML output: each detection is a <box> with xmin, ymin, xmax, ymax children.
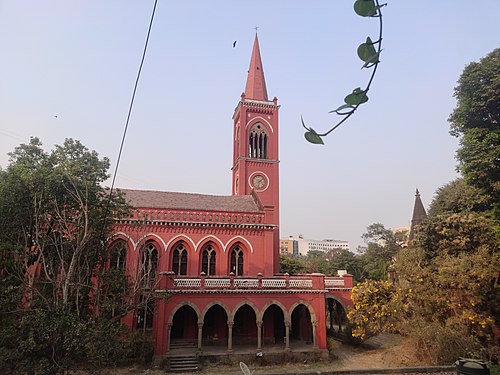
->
<box><xmin>167</xmin><ymin>298</ymin><xmax>347</xmax><ymax>352</ymax></box>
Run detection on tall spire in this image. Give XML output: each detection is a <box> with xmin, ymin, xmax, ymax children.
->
<box><xmin>409</xmin><ymin>188</ymin><xmax>427</xmax><ymax>240</ymax></box>
<box><xmin>244</xmin><ymin>33</ymin><xmax>268</xmax><ymax>101</ymax></box>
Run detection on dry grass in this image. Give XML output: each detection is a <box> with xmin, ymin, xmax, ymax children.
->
<box><xmin>83</xmin><ymin>334</ymin><xmax>432</xmax><ymax>374</ymax></box>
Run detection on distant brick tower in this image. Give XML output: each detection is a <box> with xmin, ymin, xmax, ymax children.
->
<box><xmin>231</xmin><ymin>34</ymin><xmax>281</xmax><ymax>274</ymax></box>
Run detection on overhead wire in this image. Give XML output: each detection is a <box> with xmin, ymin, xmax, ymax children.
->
<box><xmin>101</xmin><ymin>0</ymin><xmax>158</xmax><ymax>240</ymax></box>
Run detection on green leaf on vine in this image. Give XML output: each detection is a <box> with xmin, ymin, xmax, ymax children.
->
<box><xmin>354</xmin><ymin>0</ymin><xmax>386</xmax><ymax>17</ymax></box>
<box><xmin>362</xmin><ymin>51</ymin><xmax>380</xmax><ymax>68</ymax></box>
<box><xmin>357</xmin><ymin>37</ymin><xmax>377</xmax><ymax>62</ymax></box>
<box><xmin>354</xmin><ymin>0</ymin><xmax>378</xmax><ymax>17</ymax></box>
<box><xmin>329</xmin><ymin>104</ymin><xmax>355</xmax><ymax>114</ymax></box>
<box><xmin>344</xmin><ymin>88</ymin><xmax>368</xmax><ymax>106</ymax></box>
<box><xmin>304</xmin><ymin>128</ymin><xmax>325</xmax><ymax>145</ymax></box>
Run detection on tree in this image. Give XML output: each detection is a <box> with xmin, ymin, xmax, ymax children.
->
<box><xmin>358</xmin><ymin>223</ymin><xmax>402</xmax><ymax>280</ymax></box>
<box><xmin>449</xmin><ymin>48</ymin><xmax>500</xmax><ymax>204</ymax></box>
<box><xmin>428</xmin><ymin>178</ymin><xmax>492</xmax><ymax>217</ymax></box>
<box><xmin>280</xmin><ymin>255</ymin><xmax>306</xmax><ymax>275</ymax></box>
<box><xmin>0</xmin><ymin>138</ymin><xmax>136</xmax><ymax>373</ymax></box>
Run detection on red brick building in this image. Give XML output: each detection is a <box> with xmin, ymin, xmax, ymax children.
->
<box><xmin>111</xmin><ymin>34</ymin><xmax>353</xmax><ymax>358</ymax></box>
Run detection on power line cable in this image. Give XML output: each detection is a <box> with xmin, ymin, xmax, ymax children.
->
<box><xmin>101</xmin><ymin>0</ymin><xmax>158</xmax><ymax>239</ymax></box>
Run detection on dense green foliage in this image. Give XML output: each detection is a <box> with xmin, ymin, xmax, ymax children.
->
<box><xmin>0</xmin><ymin>138</ymin><xmax>150</xmax><ymax>374</ymax></box>
<box><xmin>348</xmin><ymin>49</ymin><xmax>500</xmax><ymax>365</ymax></box>
<box><xmin>449</xmin><ymin>48</ymin><xmax>500</xmax><ymax>206</ymax></box>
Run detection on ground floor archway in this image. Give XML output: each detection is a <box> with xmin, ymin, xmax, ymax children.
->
<box><xmin>325</xmin><ymin>297</ymin><xmax>347</xmax><ymax>337</ymax></box>
<box><xmin>291</xmin><ymin>304</ymin><xmax>313</xmax><ymax>346</ymax></box>
<box><xmin>262</xmin><ymin>304</ymin><xmax>286</xmax><ymax>347</ymax></box>
<box><xmin>233</xmin><ymin>304</ymin><xmax>257</xmax><ymax>347</ymax></box>
<box><xmin>202</xmin><ymin>304</ymin><xmax>228</xmax><ymax>347</ymax></box>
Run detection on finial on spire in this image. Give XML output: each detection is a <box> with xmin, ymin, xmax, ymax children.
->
<box><xmin>254</xmin><ymin>25</ymin><xmax>259</xmax><ymax>33</ymax></box>
<box><xmin>415</xmin><ymin>188</ymin><xmax>420</xmax><ymax>196</ymax></box>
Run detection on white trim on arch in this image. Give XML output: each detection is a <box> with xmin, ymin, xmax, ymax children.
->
<box><xmin>135</xmin><ymin>233</ymin><xmax>167</xmax><ymax>252</ymax></box>
<box><xmin>195</xmin><ymin>235</ymin><xmax>226</xmax><ymax>252</ymax></box>
<box><xmin>246</xmin><ymin>116</ymin><xmax>274</xmax><ymax>133</ymax></box>
<box><xmin>165</xmin><ymin>234</ymin><xmax>196</xmax><ymax>252</ymax></box>
<box><xmin>107</xmin><ymin>232</ymin><xmax>137</xmax><ymax>250</ymax></box>
<box><xmin>225</xmin><ymin>236</ymin><xmax>254</xmax><ymax>253</ymax></box>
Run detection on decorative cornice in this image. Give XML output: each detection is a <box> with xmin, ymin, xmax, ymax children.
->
<box><xmin>115</xmin><ymin>218</ymin><xmax>276</xmax><ymax>230</ymax></box>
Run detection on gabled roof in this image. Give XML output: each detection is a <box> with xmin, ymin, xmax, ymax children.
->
<box><xmin>244</xmin><ymin>33</ymin><xmax>268</xmax><ymax>101</ymax></box>
<box><xmin>119</xmin><ymin>188</ymin><xmax>262</xmax><ymax>213</ymax></box>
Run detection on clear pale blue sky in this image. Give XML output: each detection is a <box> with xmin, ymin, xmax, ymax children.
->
<box><xmin>1</xmin><ymin>1</ymin><xmax>499</xmax><ymax>250</ymax></box>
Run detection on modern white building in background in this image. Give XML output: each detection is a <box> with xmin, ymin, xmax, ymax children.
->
<box><xmin>280</xmin><ymin>235</ymin><xmax>350</xmax><ymax>256</ymax></box>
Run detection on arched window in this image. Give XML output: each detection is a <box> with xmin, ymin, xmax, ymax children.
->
<box><xmin>109</xmin><ymin>240</ymin><xmax>127</xmax><ymax>270</ymax></box>
<box><xmin>249</xmin><ymin>123</ymin><xmax>268</xmax><ymax>159</ymax></box>
<box><xmin>201</xmin><ymin>245</ymin><xmax>216</xmax><ymax>276</ymax></box>
<box><xmin>230</xmin><ymin>245</ymin><xmax>244</xmax><ymax>276</ymax></box>
<box><xmin>141</xmin><ymin>242</ymin><xmax>158</xmax><ymax>287</ymax></box>
<box><xmin>172</xmin><ymin>243</ymin><xmax>187</xmax><ymax>275</ymax></box>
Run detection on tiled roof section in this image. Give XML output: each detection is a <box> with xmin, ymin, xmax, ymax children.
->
<box><xmin>119</xmin><ymin>188</ymin><xmax>262</xmax><ymax>213</ymax></box>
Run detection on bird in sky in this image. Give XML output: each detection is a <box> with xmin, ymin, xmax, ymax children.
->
<box><xmin>233</xmin><ymin>41</ymin><xmax>237</xmax><ymax>48</ymax></box>
<box><xmin>54</xmin><ymin>115</ymin><xmax>58</xmax><ymax>118</ymax></box>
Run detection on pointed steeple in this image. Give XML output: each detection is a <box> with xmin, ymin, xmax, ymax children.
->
<box><xmin>409</xmin><ymin>188</ymin><xmax>427</xmax><ymax>240</ymax></box>
<box><xmin>244</xmin><ymin>34</ymin><xmax>268</xmax><ymax>101</ymax></box>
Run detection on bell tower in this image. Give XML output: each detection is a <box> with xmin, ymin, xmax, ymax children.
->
<box><xmin>231</xmin><ymin>34</ymin><xmax>280</xmax><ymax>273</ymax></box>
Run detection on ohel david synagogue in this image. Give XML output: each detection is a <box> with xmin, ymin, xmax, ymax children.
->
<box><xmin>111</xmin><ymin>34</ymin><xmax>354</xmax><ymax>358</ymax></box>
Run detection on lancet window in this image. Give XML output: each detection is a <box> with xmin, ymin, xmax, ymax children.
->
<box><xmin>230</xmin><ymin>245</ymin><xmax>244</xmax><ymax>276</ymax></box>
<box><xmin>172</xmin><ymin>243</ymin><xmax>187</xmax><ymax>275</ymax></box>
<box><xmin>249</xmin><ymin>123</ymin><xmax>268</xmax><ymax>159</ymax></box>
<box><xmin>109</xmin><ymin>240</ymin><xmax>127</xmax><ymax>270</ymax></box>
<box><xmin>201</xmin><ymin>244</ymin><xmax>216</xmax><ymax>276</ymax></box>
<box><xmin>141</xmin><ymin>242</ymin><xmax>158</xmax><ymax>288</ymax></box>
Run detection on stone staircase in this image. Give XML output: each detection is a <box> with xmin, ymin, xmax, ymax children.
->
<box><xmin>168</xmin><ymin>354</ymin><xmax>199</xmax><ymax>372</ymax></box>
<box><xmin>168</xmin><ymin>340</ymin><xmax>199</xmax><ymax>372</ymax></box>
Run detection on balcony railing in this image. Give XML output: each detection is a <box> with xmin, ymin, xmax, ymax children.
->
<box><xmin>160</xmin><ymin>272</ymin><xmax>353</xmax><ymax>291</ymax></box>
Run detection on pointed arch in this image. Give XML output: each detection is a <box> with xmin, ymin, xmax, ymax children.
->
<box><xmin>136</xmin><ymin>233</ymin><xmax>167</xmax><ymax>252</ymax></box>
<box><xmin>225</xmin><ymin>236</ymin><xmax>254</xmax><ymax>253</ymax></box>
<box><xmin>289</xmin><ymin>300</ymin><xmax>317</xmax><ymax>324</ymax></box>
<box><xmin>168</xmin><ymin>302</ymin><xmax>202</xmax><ymax>325</ymax></box>
<box><xmin>166</xmin><ymin>234</ymin><xmax>196</xmax><ymax>252</ymax></box>
<box><xmin>231</xmin><ymin>300</ymin><xmax>259</xmax><ymax>322</ymax></box>
<box><xmin>196</xmin><ymin>235</ymin><xmax>225</xmax><ymax>252</ymax></box>
<box><xmin>246</xmin><ymin>116</ymin><xmax>274</xmax><ymax>133</ymax></box>
<box><xmin>201</xmin><ymin>301</ymin><xmax>231</xmax><ymax>323</ymax></box>
<box><xmin>258</xmin><ymin>300</ymin><xmax>289</xmax><ymax>322</ymax></box>
<box><xmin>107</xmin><ymin>232</ymin><xmax>136</xmax><ymax>250</ymax></box>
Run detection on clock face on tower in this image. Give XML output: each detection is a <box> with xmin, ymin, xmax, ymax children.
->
<box><xmin>250</xmin><ymin>173</ymin><xmax>268</xmax><ymax>191</ymax></box>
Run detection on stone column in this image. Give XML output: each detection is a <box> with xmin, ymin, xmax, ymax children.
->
<box><xmin>312</xmin><ymin>321</ymin><xmax>318</xmax><ymax>349</ymax></box>
<box><xmin>256</xmin><ymin>320</ymin><xmax>263</xmax><ymax>350</ymax></box>
<box><xmin>227</xmin><ymin>321</ymin><xmax>234</xmax><ymax>352</ymax></box>
<box><xmin>197</xmin><ymin>322</ymin><xmax>203</xmax><ymax>351</ymax></box>
<box><xmin>166</xmin><ymin>323</ymin><xmax>172</xmax><ymax>353</ymax></box>
<box><xmin>284</xmin><ymin>321</ymin><xmax>290</xmax><ymax>351</ymax></box>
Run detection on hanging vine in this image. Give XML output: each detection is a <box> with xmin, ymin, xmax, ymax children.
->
<box><xmin>302</xmin><ymin>0</ymin><xmax>386</xmax><ymax>145</ymax></box>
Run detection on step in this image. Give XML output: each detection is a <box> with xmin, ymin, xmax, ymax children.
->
<box><xmin>169</xmin><ymin>355</ymin><xmax>199</xmax><ymax>372</ymax></box>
